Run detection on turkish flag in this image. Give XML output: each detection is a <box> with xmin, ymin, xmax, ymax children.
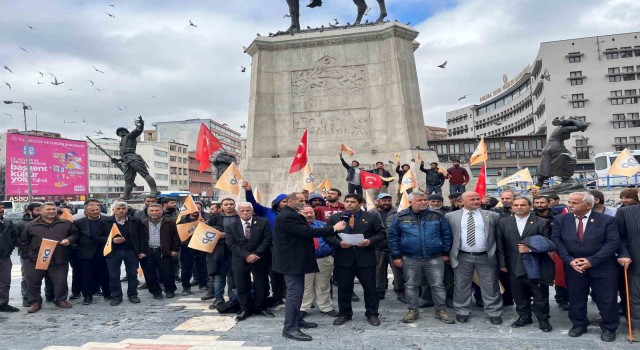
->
<box><xmin>360</xmin><ymin>171</ymin><xmax>383</xmax><ymax>189</ymax></box>
<box><xmin>289</xmin><ymin>129</ymin><xmax>308</xmax><ymax>174</ymax></box>
<box><xmin>474</xmin><ymin>162</ymin><xmax>487</xmax><ymax>197</ymax></box>
<box><xmin>195</xmin><ymin>123</ymin><xmax>222</xmax><ymax>173</ymax></box>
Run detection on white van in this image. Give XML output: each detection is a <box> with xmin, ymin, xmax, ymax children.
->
<box><xmin>594</xmin><ymin>151</ymin><xmax>640</xmax><ymax>188</ymax></box>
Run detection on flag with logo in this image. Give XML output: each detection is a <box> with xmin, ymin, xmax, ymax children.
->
<box><xmin>176</xmin><ymin>194</ymin><xmax>199</xmax><ymax>224</ymax></box>
<box><xmin>60</xmin><ymin>209</ymin><xmax>74</xmax><ymax>222</ymax></box>
<box><xmin>302</xmin><ymin>164</ymin><xmax>316</xmax><ymax>192</ymax></box>
<box><xmin>177</xmin><ymin>220</ymin><xmax>200</xmax><ymax>242</ymax></box>
<box><xmin>398</xmin><ymin>192</ymin><xmax>410</xmax><ymax>211</ymax></box>
<box><xmin>317</xmin><ymin>178</ymin><xmax>333</xmax><ymax>196</ymax></box>
<box><xmin>470</xmin><ymin>136</ymin><xmax>488</xmax><ymax>166</ymax></box>
<box><xmin>474</xmin><ymin>162</ymin><xmax>487</xmax><ymax>197</ymax></box>
<box><xmin>289</xmin><ymin>129</ymin><xmax>308</xmax><ymax>174</ymax></box>
<box><xmin>497</xmin><ymin>168</ymin><xmax>533</xmax><ymax>186</ymax></box>
<box><xmin>608</xmin><ymin>148</ymin><xmax>640</xmax><ymax>177</ymax></box>
<box><xmin>400</xmin><ymin>169</ymin><xmax>418</xmax><ymax>193</ymax></box>
<box><xmin>188</xmin><ymin>222</ymin><xmax>225</xmax><ymax>253</ymax></box>
<box><xmin>35</xmin><ymin>239</ymin><xmax>58</xmax><ymax>270</ymax></box>
<box><xmin>215</xmin><ymin>162</ymin><xmax>243</xmax><ymax>195</ymax></box>
<box><xmin>360</xmin><ymin>171</ymin><xmax>383</xmax><ymax>189</ymax></box>
<box><xmin>365</xmin><ymin>191</ymin><xmax>376</xmax><ymax>211</ymax></box>
<box><xmin>103</xmin><ymin>223</ymin><xmax>122</xmax><ymax>256</ymax></box>
<box><xmin>340</xmin><ymin>144</ymin><xmax>356</xmax><ymax>156</ymax></box>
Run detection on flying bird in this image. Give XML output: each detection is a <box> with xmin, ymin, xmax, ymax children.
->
<box><xmin>92</xmin><ymin>65</ymin><xmax>105</xmax><ymax>73</ymax></box>
<box><xmin>283</xmin><ymin>14</ymin><xmax>291</xmax><ymax>18</ymax></box>
<box><xmin>458</xmin><ymin>94</ymin><xmax>471</xmax><ymax>101</ymax></box>
<box><xmin>242</xmin><ymin>46</ymin><xmax>248</xmax><ymax>53</ymax></box>
<box><xmin>3</xmin><ymin>113</ymin><xmax>12</xmax><ymax>119</ymax></box>
<box><xmin>256</xmin><ymin>33</ymin><xmax>261</xmax><ymax>36</ymax></box>
<box><xmin>152</xmin><ymin>95</ymin><xmax>156</xmax><ymax>98</ymax></box>
<box><xmin>88</xmin><ymin>80</ymin><xmax>95</xmax><ymax>86</ymax></box>
<box><xmin>241</xmin><ymin>66</ymin><xmax>246</xmax><ymax>73</ymax></box>
<box><xmin>109</xmin><ymin>4</ymin><xmax>115</xmax><ymax>7</ymax></box>
<box><xmin>82</xmin><ymin>118</ymin><xmax>87</xmax><ymax>123</ymax></box>
<box><xmin>95</xmin><ymin>130</ymin><xmax>104</xmax><ymax>135</ymax></box>
<box><xmin>306</xmin><ymin>26</ymin><xmax>311</xmax><ymax>29</ymax></box>
<box><xmin>28</xmin><ymin>25</ymin><xmax>34</xmax><ymax>29</ymax></box>
<box><xmin>37</xmin><ymin>80</ymin><xmax>44</xmax><ymax>85</ymax></box>
<box><xmin>334</xmin><ymin>18</ymin><xmax>339</xmax><ymax>25</ymax></box>
<box><xmin>4</xmin><ymin>82</ymin><xmax>11</xmax><ymax>89</ymax></box>
<box><xmin>240</xmin><ymin>124</ymin><xmax>246</xmax><ymax>129</ymax></box>
<box><xmin>437</xmin><ymin>61</ymin><xmax>447</xmax><ymax>69</ymax></box>
<box><xmin>189</xmin><ymin>20</ymin><xmax>197</xmax><ymax>27</ymax></box>
<box><xmin>105</xmin><ymin>12</ymin><xmax>115</xmax><ymax>18</ymax></box>
<box><xmin>117</xmin><ymin>106</ymin><xmax>127</xmax><ymax>111</ymax></box>
<box><xmin>19</xmin><ymin>47</ymin><xmax>28</xmax><ymax>53</ymax></box>
<box><xmin>94</xmin><ymin>88</ymin><xmax>101</xmax><ymax>92</ymax></box>
<box><xmin>3</xmin><ymin>65</ymin><xmax>12</xmax><ymax>73</ymax></box>
<box><xmin>51</xmin><ymin>76</ymin><xmax>64</xmax><ymax>85</ymax></box>
<box><xmin>405</xmin><ymin>21</ymin><xmax>411</xmax><ymax>25</ymax></box>
<box><xmin>37</xmin><ymin>71</ymin><xmax>44</xmax><ymax>77</ymax></box>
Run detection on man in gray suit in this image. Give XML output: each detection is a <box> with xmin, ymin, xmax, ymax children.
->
<box><xmin>445</xmin><ymin>191</ymin><xmax>503</xmax><ymax>324</ymax></box>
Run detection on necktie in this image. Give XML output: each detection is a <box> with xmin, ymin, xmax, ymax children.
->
<box><xmin>466</xmin><ymin>212</ymin><xmax>476</xmax><ymax>246</ymax></box>
<box><xmin>576</xmin><ymin>216</ymin><xmax>584</xmax><ymax>241</ymax></box>
<box><xmin>244</xmin><ymin>222</ymin><xmax>251</xmax><ymax>239</ymax></box>
<box><xmin>348</xmin><ymin>214</ymin><xmax>355</xmax><ymax>230</ymax></box>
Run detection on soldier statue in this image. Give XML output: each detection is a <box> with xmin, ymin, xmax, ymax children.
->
<box><xmin>536</xmin><ymin>116</ymin><xmax>588</xmax><ymax>194</ymax></box>
<box><xmin>112</xmin><ymin>116</ymin><xmax>159</xmax><ymax>200</ymax></box>
<box><xmin>213</xmin><ymin>152</ymin><xmax>237</xmax><ymax>180</ymax></box>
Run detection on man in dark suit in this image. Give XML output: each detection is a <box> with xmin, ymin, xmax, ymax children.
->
<box><xmin>73</xmin><ymin>199</ymin><xmax>113</xmax><ymax>305</ymax></box>
<box><xmin>273</xmin><ymin>192</ymin><xmax>345</xmax><ymax>341</ymax></box>
<box><xmin>551</xmin><ymin>192</ymin><xmax>620</xmax><ymax>342</ymax></box>
<box><xmin>326</xmin><ymin>194</ymin><xmax>386</xmax><ymax>327</ymax></box>
<box><xmin>616</xmin><ymin>201</ymin><xmax>640</xmax><ymax>341</ymax></box>
<box><xmin>497</xmin><ymin>197</ymin><xmax>553</xmax><ymax>332</ymax></box>
<box><xmin>226</xmin><ymin>202</ymin><xmax>273</xmax><ymax>321</ymax></box>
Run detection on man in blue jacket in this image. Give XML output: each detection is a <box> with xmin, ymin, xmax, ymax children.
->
<box><xmin>388</xmin><ymin>191</ymin><xmax>455</xmax><ymax>324</ymax></box>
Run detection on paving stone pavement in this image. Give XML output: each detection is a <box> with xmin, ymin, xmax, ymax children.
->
<box><xmin>1</xmin><ymin>255</ymin><xmax>637</xmax><ymax>349</ymax></box>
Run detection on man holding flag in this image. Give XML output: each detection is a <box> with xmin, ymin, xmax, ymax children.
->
<box><xmin>340</xmin><ymin>153</ymin><xmax>363</xmax><ymax>195</ymax></box>
<box><xmin>20</xmin><ymin>202</ymin><xmax>78</xmax><ymax>313</ymax></box>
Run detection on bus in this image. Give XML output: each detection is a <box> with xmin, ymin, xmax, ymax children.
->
<box><xmin>593</xmin><ymin>151</ymin><xmax>640</xmax><ymax>188</ymax></box>
<box><xmin>156</xmin><ymin>191</ymin><xmax>201</xmax><ymax>208</ymax></box>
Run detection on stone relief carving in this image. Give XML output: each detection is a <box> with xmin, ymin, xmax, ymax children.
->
<box><xmin>291</xmin><ymin>56</ymin><xmax>367</xmax><ymax>98</ymax></box>
<box><xmin>293</xmin><ymin>109</ymin><xmax>370</xmax><ymax>141</ymax></box>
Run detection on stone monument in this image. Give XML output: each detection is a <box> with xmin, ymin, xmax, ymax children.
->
<box><xmin>242</xmin><ymin>22</ymin><xmax>437</xmax><ymax>201</ymax></box>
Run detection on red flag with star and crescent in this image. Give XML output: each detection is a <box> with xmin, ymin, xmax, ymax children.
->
<box><xmin>360</xmin><ymin>171</ymin><xmax>383</xmax><ymax>189</ymax></box>
<box><xmin>474</xmin><ymin>162</ymin><xmax>487</xmax><ymax>197</ymax></box>
<box><xmin>289</xmin><ymin>129</ymin><xmax>308</xmax><ymax>174</ymax></box>
<box><xmin>195</xmin><ymin>123</ymin><xmax>222</xmax><ymax>173</ymax></box>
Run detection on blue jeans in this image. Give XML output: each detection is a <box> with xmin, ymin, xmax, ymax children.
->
<box><xmin>449</xmin><ymin>184</ymin><xmax>466</xmax><ymax>194</ymax></box>
<box><xmin>403</xmin><ymin>256</ymin><xmax>446</xmax><ymax>311</ymax></box>
<box><xmin>283</xmin><ymin>274</ymin><xmax>305</xmax><ymax>332</ymax></box>
<box><xmin>426</xmin><ymin>185</ymin><xmax>442</xmax><ymax>195</ymax></box>
<box><xmin>214</xmin><ymin>258</ymin><xmax>230</xmax><ymax>301</ymax></box>
<box><xmin>106</xmin><ymin>248</ymin><xmax>139</xmax><ymax>299</ymax></box>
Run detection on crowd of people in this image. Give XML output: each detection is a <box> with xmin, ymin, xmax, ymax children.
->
<box><xmin>0</xmin><ymin>169</ymin><xmax>639</xmax><ymax>344</ymax></box>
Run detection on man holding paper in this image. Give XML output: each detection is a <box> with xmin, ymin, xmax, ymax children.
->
<box><xmin>325</xmin><ymin>194</ymin><xmax>386</xmax><ymax>327</ymax></box>
<box><xmin>20</xmin><ymin>202</ymin><xmax>78</xmax><ymax>313</ymax></box>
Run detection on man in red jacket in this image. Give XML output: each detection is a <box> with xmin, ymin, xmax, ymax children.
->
<box><xmin>446</xmin><ymin>159</ymin><xmax>470</xmax><ymax>194</ymax></box>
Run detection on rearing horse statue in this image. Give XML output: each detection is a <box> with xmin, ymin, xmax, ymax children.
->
<box><xmin>285</xmin><ymin>0</ymin><xmax>388</xmax><ymax>33</ymax></box>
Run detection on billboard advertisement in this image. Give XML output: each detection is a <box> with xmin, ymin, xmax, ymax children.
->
<box><xmin>5</xmin><ymin>133</ymin><xmax>88</xmax><ymax>196</ymax></box>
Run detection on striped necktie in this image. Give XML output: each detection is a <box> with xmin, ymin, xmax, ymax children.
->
<box><xmin>467</xmin><ymin>212</ymin><xmax>476</xmax><ymax>246</ymax></box>
<box><xmin>244</xmin><ymin>222</ymin><xmax>251</xmax><ymax>239</ymax></box>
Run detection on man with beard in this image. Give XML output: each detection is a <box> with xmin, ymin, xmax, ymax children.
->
<box><xmin>314</xmin><ymin>188</ymin><xmax>346</xmax><ymax>223</ymax></box>
<box><xmin>446</xmin><ymin>159</ymin><xmax>469</xmax><ymax>194</ymax></box>
<box><xmin>588</xmin><ymin>190</ymin><xmax>617</xmax><ymax>217</ymax></box>
<box><xmin>134</xmin><ymin>195</ymin><xmax>158</xmax><ymax>221</ymax></box>
<box><xmin>493</xmin><ymin>191</ymin><xmax>515</xmax><ymax>218</ymax></box>
<box><xmin>161</xmin><ymin>197</ymin><xmax>179</xmax><ymax>220</ymax></box>
<box><xmin>620</xmin><ymin>189</ymin><xmax>639</xmax><ymax>207</ymax></box>
<box><xmin>16</xmin><ymin>203</ymin><xmax>52</xmax><ymax>307</ymax></box>
<box><xmin>205</xmin><ymin>198</ymin><xmax>238</xmax><ymax>307</ymax></box>
<box><xmin>0</xmin><ymin>202</ymin><xmax>18</xmax><ymax>312</ymax></box>
<box><xmin>367</xmin><ymin>162</ymin><xmax>393</xmax><ymax>198</ymax></box>
<box><xmin>178</xmin><ymin>208</ymin><xmax>208</xmax><ymax>295</ymax></box>
<box><xmin>420</xmin><ymin>161</ymin><xmax>446</xmax><ymax>195</ymax></box>
<box><xmin>369</xmin><ymin>193</ymin><xmax>402</xmax><ymax>301</ymax></box>
<box><xmin>307</xmin><ymin>193</ymin><xmax>325</xmax><ymax>208</ymax></box>
<box><xmin>428</xmin><ymin>194</ymin><xmax>450</xmax><ymax>213</ymax></box>
<box><xmin>340</xmin><ymin>153</ymin><xmax>362</xmax><ymax>195</ymax></box>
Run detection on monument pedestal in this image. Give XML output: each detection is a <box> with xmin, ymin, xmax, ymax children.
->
<box><xmin>242</xmin><ymin>23</ymin><xmax>436</xmax><ymax>201</ymax></box>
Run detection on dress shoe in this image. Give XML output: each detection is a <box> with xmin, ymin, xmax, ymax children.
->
<box><xmin>351</xmin><ymin>292</ymin><xmax>360</xmax><ymax>302</ymax></box>
<box><xmin>153</xmin><ymin>293</ymin><xmax>163</xmax><ymax>300</ymax></box>
<box><xmin>510</xmin><ymin>318</ymin><xmax>532</xmax><ymax>328</ymax></box>
<box><xmin>322</xmin><ymin>309</ymin><xmax>339</xmax><ymax>317</ymax></box>
<box><xmin>282</xmin><ymin>330</ymin><xmax>312</xmax><ymax>341</ymax></box>
<box><xmin>82</xmin><ymin>296</ymin><xmax>93</xmax><ymax>305</ymax></box>
<box><xmin>333</xmin><ymin>315</ymin><xmax>350</xmax><ymax>326</ymax></box>
<box><xmin>538</xmin><ymin>319</ymin><xmax>552</xmax><ymax>332</ymax></box>
<box><xmin>236</xmin><ymin>311</ymin><xmax>250</xmax><ymax>321</ymax></box>
<box><xmin>456</xmin><ymin>314</ymin><xmax>469</xmax><ymax>323</ymax></box>
<box><xmin>55</xmin><ymin>300</ymin><xmax>73</xmax><ymax>309</ymax></box>
<box><xmin>181</xmin><ymin>289</ymin><xmax>192</xmax><ymax>296</ymax></box>
<box><xmin>258</xmin><ymin>310</ymin><xmax>275</xmax><ymax>317</ymax></box>
<box><xmin>69</xmin><ymin>292</ymin><xmax>81</xmax><ymax>300</ymax></box>
<box><xmin>489</xmin><ymin>316</ymin><xmax>502</xmax><ymax>325</ymax></box>
<box><xmin>367</xmin><ymin>315</ymin><xmax>381</xmax><ymax>326</ymax></box>
<box><xmin>0</xmin><ymin>304</ymin><xmax>20</xmax><ymax>312</ymax></box>
<box><xmin>568</xmin><ymin>325</ymin><xmax>588</xmax><ymax>337</ymax></box>
<box><xmin>601</xmin><ymin>329</ymin><xmax>616</xmax><ymax>342</ymax></box>
<box><xmin>27</xmin><ymin>303</ymin><xmax>42</xmax><ymax>313</ymax></box>
<box><xmin>165</xmin><ymin>291</ymin><xmax>175</xmax><ymax>298</ymax></box>
<box><xmin>201</xmin><ymin>291</ymin><xmax>215</xmax><ymax>300</ymax></box>
<box><xmin>129</xmin><ymin>296</ymin><xmax>141</xmax><ymax>303</ymax></box>
<box><xmin>299</xmin><ymin>319</ymin><xmax>318</xmax><ymax>328</ymax></box>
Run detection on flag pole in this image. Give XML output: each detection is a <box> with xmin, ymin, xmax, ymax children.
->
<box><xmin>625</xmin><ymin>267</ymin><xmax>632</xmax><ymax>342</ymax></box>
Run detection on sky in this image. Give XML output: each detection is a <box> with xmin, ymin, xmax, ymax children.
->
<box><xmin>0</xmin><ymin>0</ymin><xmax>639</xmax><ymax>141</ymax></box>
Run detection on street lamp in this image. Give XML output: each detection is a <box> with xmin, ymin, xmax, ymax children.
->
<box><xmin>4</xmin><ymin>101</ymin><xmax>33</xmax><ymax>202</ymax></box>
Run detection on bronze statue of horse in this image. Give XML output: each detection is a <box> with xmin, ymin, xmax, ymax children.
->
<box><xmin>285</xmin><ymin>0</ymin><xmax>387</xmax><ymax>32</ymax></box>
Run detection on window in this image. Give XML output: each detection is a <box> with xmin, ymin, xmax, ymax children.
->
<box><xmin>622</xmin><ymin>66</ymin><xmax>635</xmax><ymax>73</ymax></box>
<box><xmin>628</xmin><ymin>113</ymin><xmax>640</xmax><ymax>128</ymax></box>
<box><xmin>576</xmin><ymin>139</ymin><xmax>588</xmax><ymax>146</ymax></box>
<box><xmin>606</xmin><ymin>49</ymin><xmax>619</xmax><ymax>59</ymax></box>
<box><xmin>573</xmin><ymin>101</ymin><xmax>585</xmax><ymax>108</ymax></box>
<box><xmin>610</xmin><ymin>75</ymin><xmax>622</xmax><ymax>82</ymax></box>
<box><xmin>568</xmin><ymin>52</ymin><xmax>581</xmax><ymax>63</ymax></box>
<box><xmin>449</xmin><ymin>144</ymin><xmax>460</xmax><ymax>154</ymax></box>
<box><xmin>620</xmin><ymin>47</ymin><xmax>633</xmax><ymax>58</ymax></box>
<box><xmin>155</xmin><ymin>174</ymin><xmax>168</xmax><ymax>181</ymax></box>
<box><xmin>436</xmin><ymin>144</ymin><xmax>447</xmax><ymax>155</ymax></box>
<box><xmin>154</xmin><ymin>149</ymin><xmax>167</xmax><ymax>158</ymax></box>
<box><xmin>571</xmin><ymin>78</ymin><xmax>583</xmax><ymax>85</ymax></box>
<box><xmin>505</xmin><ymin>141</ymin><xmax>517</xmax><ymax>159</ymax></box>
<box><xmin>609</xmin><ymin>67</ymin><xmax>621</xmax><ymax>74</ymax></box>
<box><xmin>463</xmin><ymin>143</ymin><xmax>476</xmax><ymax>154</ymax></box>
<box><xmin>613</xmin><ymin>114</ymin><xmax>626</xmax><ymax>128</ymax></box>
<box><xmin>154</xmin><ymin>161</ymin><xmax>168</xmax><ymax>169</ymax></box>
<box><xmin>573</xmin><ymin>116</ymin><xmax>586</xmax><ymax>122</ymax></box>
<box><xmin>615</xmin><ymin>137</ymin><xmax>628</xmax><ymax>144</ymax></box>
<box><xmin>570</xmin><ymin>71</ymin><xmax>582</xmax><ymax>77</ymax></box>
<box><xmin>572</xmin><ymin>93</ymin><xmax>584</xmax><ymax>99</ymax></box>
<box><xmin>611</xmin><ymin>90</ymin><xmax>624</xmax><ymax>105</ymax></box>
<box><xmin>635</xmin><ymin>46</ymin><xmax>640</xmax><ymax>57</ymax></box>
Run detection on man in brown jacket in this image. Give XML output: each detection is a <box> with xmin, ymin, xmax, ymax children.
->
<box><xmin>20</xmin><ymin>202</ymin><xmax>78</xmax><ymax>313</ymax></box>
<box><xmin>139</xmin><ymin>203</ymin><xmax>181</xmax><ymax>299</ymax></box>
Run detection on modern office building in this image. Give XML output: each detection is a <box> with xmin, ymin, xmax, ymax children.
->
<box><xmin>152</xmin><ymin>119</ymin><xmax>242</xmax><ymax>159</ymax></box>
<box><xmin>446</xmin><ymin>31</ymin><xmax>640</xmax><ymax>169</ymax></box>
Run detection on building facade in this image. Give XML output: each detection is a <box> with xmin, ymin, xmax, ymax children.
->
<box><xmin>188</xmin><ymin>151</ymin><xmax>214</xmax><ymax>199</ymax></box>
<box><xmin>153</xmin><ymin>119</ymin><xmax>242</xmax><ymax>159</ymax></box>
<box><xmin>425</xmin><ymin>126</ymin><xmax>448</xmax><ymax>141</ymax></box>
<box><xmin>445</xmin><ymin>31</ymin><xmax>640</xmax><ymax>169</ymax></box>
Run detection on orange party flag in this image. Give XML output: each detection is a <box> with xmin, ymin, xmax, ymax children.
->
<box><xmin>60</xmin><ymin>209</ymin><xmax>74</xmax><ymax>222</ymax></box>
<box><xmin>177</xmin><ymin>220</ymin><xmax>200</xmax><ymax>242</ymax></box>
<box><xmin>103</xmin><ymin>223</ymin><xmax>122</xmax><ymax>256</ymax></box>
<box><xmin>35</xmin><ymin>239</ymin><xmax>58</xmax><ymax>270</ymax></box>
<box><xmin>215</xmin><ymin>162</ymin><xmax>243</xmax><ymax>195</ymax></box>
<box><xmin>340</xmin><ymin>144</ymin><xmax>356</xmax><ymax>156</ymax></box>
<box><xmin>188</xmin><ymin>222</ymin><xmax>225</xmax><ymax>253</ymax></box>
<box><xmin>470</xmin><ymin>136</ymin><xmax>488</xmax><ymax>166</ymax></box>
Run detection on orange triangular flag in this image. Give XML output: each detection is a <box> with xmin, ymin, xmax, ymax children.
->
<box><xmin>317</xmin><ymin>178</ymin><xmax>333</xmax><ymax>196</ymax></box>
<box><xmin>398</xmin><ymin>192</ymin><xmax>410</xmax><ymax>211</ymax></box>
<box><xmin>400</xmin><ymin>169</ymin><xmax>418</xmax><ymax>193</ymax></box>
<box><xmin>214</xmin><ymin>162</ymin><xmax>243</xmax><ymax>195</ymax></box>
<box><xmin>60</xmin><ymin>209</ymin><xmax>74</xmax><ymax>222</ymax></box>
<box><xmin>177</xmin><ymin>221</ymin><xmax>200</xmax><ymax>242</ymax></box>
<box><xmin>35</xmin><ymin>239</ymin><xmax>58</xmax><ymax>270</ymax></box>
<box><xmin>340</xmin><ymin>144</ymin><xmax>355</xmax><ymax>156</ymax></box>
<box><xmin>188</xmin><ymin>222</ymin><xmax>225</xmax><ymax>253</ymax></box>
<box><xmin>470</xmin><ymin>136</ymin><xmax>488</xmax><ymax>166</ymax></box>
<box><xmin>176</xmin><ymin>194</ymin><xmax>199</xmax><ymax>224</ymax></box>
<box><xmin>103</xmin><ymin>223</ymin><xmax>122</xmax><ymax>256</ymax></box>
<box><xmin>302</xmin><ymin>164</ymin><xmax>316</xmax><ymax>192</ymax></box>
<box><xmin>608</xmin><ymin>148</ymin><xmax>640</xmax><ymax>177</ymax></box>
